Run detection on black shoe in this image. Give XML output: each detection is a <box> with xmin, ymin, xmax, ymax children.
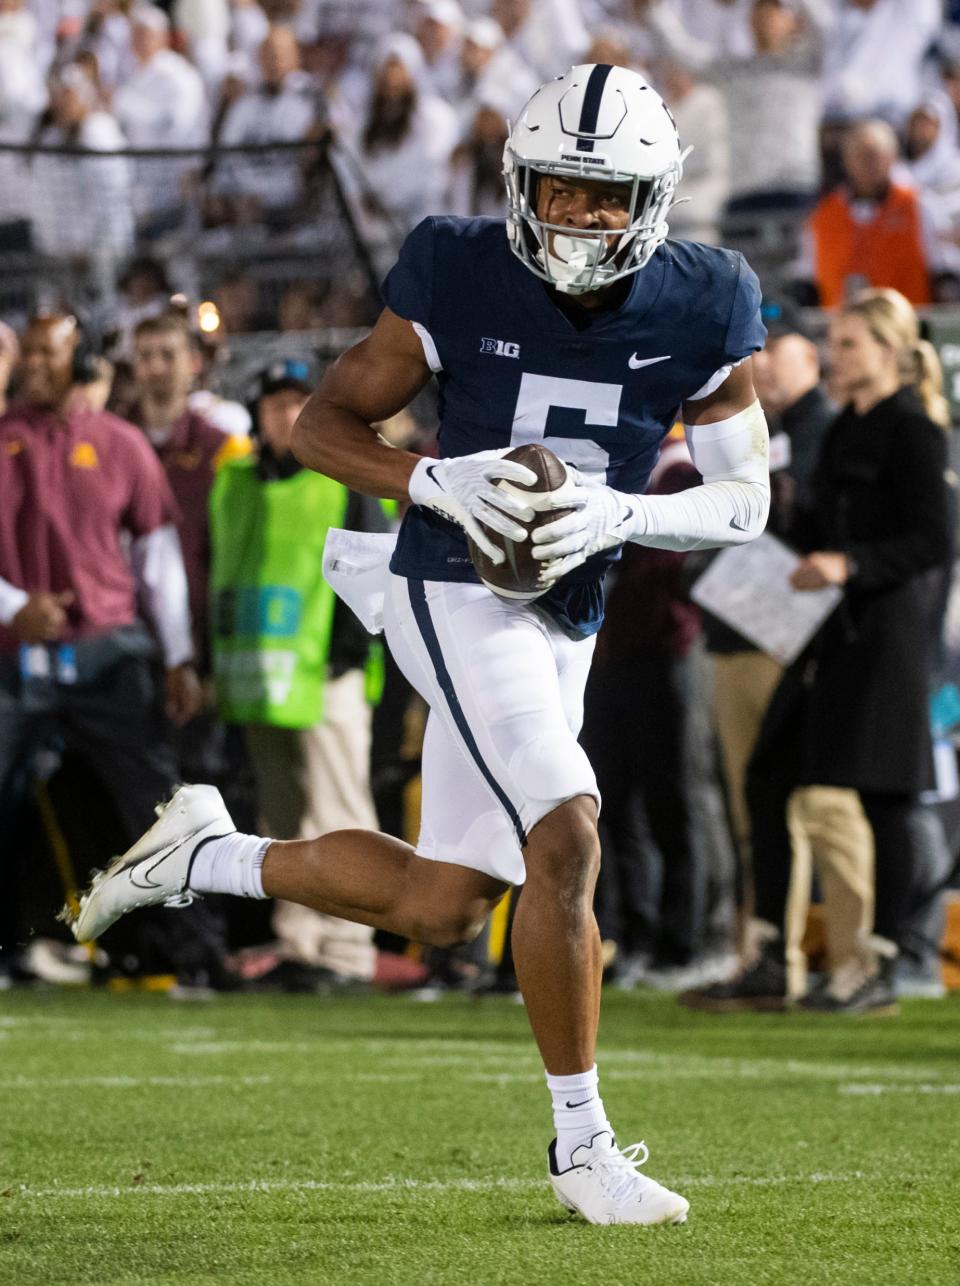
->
<box><xmin>798</xmin><ymin>958</ymin><xmax>898</xmax><ymax>1015</ymax></box>
<box><xmin>469</xmin><ymin>968</ymin><xmax>521</xmax><ymax>999</ymax></box>
<box><xmin>678</xmin><ymin>941</ymin><xmax>786</xmax><ymax>1012</ymax></box>
<box><xmin>250</xmin><ymin>960</ymin><xmax>354</xmax><ymax>995</ymax></box>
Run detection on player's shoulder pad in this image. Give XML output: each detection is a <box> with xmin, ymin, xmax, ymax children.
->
<box><xmin>663</xmin><ymin>239</ymin><xmax>753</xmax><ymax>311</ymax></box>
<box><xmin>385</xmin><ymin>216</ymin><xmax>508</xmax><ymax>326</ymax></box>
<box><xmin>663</xmin><ymin>239</ymin><xmax>764</xmax><ymax>359</ymax></box>
<box><xmin>410</xmin><ymin>214</ymin><xmax>506</xmax><ymax>258</ymax></box>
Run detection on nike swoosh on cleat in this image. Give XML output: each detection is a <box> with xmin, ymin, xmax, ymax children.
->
<box><xmin>565</xmin><ymin>1098</ymin><xmax>594</xmax><ymax>1108</ymax></box>
<box><xmin>729</xmin><ymin>516</ymin><xmax>749</xmax><ymax>532</ymax></box>
<box><xmin>628</xmin><ymin>354</ymin><xmax>671</xmax><ymax>370</ymax></box>
<box><xmin>127</xmin><ymin>841</ymin><xmax>184</xmax><ymax>891</ymax></box>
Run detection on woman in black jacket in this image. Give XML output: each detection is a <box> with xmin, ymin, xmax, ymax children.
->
<box><xmin>689</xmin><ymin>288</ymin><xmax>953</xmax><ymax>1014</ymax></box>
<box><xmin>786</xmin><ymin>290</ymin><xmax>953</xmax><ymax>1007</ymax></box>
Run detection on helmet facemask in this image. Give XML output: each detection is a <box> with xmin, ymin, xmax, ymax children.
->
<box><xmin>502</xmin><ymin>64</ymin><xmax>688</xmax><ymax>295</ymax></box>
<box><xmin>504</xmin><ymin>153</ymin><xmax>683</xmax><ymax>294</ymax></box>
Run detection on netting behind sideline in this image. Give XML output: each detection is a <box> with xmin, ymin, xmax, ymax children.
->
<box><xmin>0</xmin><ymin>138</ymin><xmax>401</xmax><ymax>331</ymax></box>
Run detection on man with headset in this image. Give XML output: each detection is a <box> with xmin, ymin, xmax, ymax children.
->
<box><xmin>0</xmin><ymin>313</ymin><xmax>201</xmax><ymax>984</ymax></box>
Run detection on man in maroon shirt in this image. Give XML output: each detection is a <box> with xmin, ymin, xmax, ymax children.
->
<box><xmin>130</xmin><ymin>312</ymin><xmax>249</xmax><ymax>669</ymax></box>
<box><xmin>0</xmin><ymin>314</ymin><xmax>204</xmax><ymax>982</ymax></box>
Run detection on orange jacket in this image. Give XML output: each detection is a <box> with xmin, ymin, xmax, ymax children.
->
<box><xmin>809</xmin><ymin>183</ymin><xmax>931</xmax><ymax>307</ymax></box>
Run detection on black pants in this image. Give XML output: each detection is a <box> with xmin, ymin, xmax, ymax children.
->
<box><xmin>580</xmin><ymin>654</ymin><xmax>704</xmax><ymax>964</ymax></box>
<box><xmin>0</xmin><ymin>627</ymin><xmax>222</xmax><ymax>975</ymax></box>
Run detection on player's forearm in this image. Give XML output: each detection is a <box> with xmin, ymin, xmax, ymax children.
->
<box><xmin>629</xmin><ymin>400</ymin><xmax>770</xmax><ymax>551</ymax></box>
<box><xmin>629</xmin><ymin>477</ymin><xmax>770</xmax><ymax>551</ymax></box>
<box><xmin>291</xmin><ymin>394</ymin><xmax>421</xmax><ymax>501</ymax></box>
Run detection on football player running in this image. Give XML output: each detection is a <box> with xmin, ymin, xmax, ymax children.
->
<box><xmin>67</xmin><ymin>65</ymin><xmax>769</xmax><ymax>1226</ymax></box>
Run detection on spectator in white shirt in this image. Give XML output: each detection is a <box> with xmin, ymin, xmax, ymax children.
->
<box><xmin>174</xmin><ymin>0</ymin><xmax>231</xmax><ymax>91</ymax></box>
<box><xmin>413</xmin><ymin>0</ymin><xmax>464</xmax><ymax>101</ymax></box>
<box><xmin>114</xmin><ymin>5</ymin><xmax>208</xmax><ymax>149</ymax></box>
<box><xmin>334</xmin><ymin>33</ymin><xmax>458</xmax><ymax>235</ymax></box>
<box><xmin>212</xmin><ymin>26</ymin><xmax>321</xmax><ymax>221</ymax></box>
<box><xmin>490</xmin><ymin>0</ymin><xmax>589</xmax><ymax>82</ymax></box>
<box><xmin>662</xmin><ymin>0</ymin><xmax>755</xmax><ymax>57</ymax></box>
<box><xmin>0</xmin><ymin>17</ymin><xmax>47</xmax><ymax>229</ymax></box>
<box><xmin>31</xmin><ymin>63</ymin><xmax>133</xmax><ymax>268</ymax></box>
<box><xmin>904</xmin><ymin>92</ymin><xmax>960</xmax><ymax>200</ymax></box>
<box><xmin>0</xmin><ymin>0</ymin><xmax>38</xmax><ymax>51</ymax></box>
<box><xmin>821</xmin><ymin>0</ymin><xmax>942</xmax><ymax>126</ymax></box>
<box><xmin>644</xmin><ymin>0</ymin><xmax>823</xmax><ymax>210</ymax></box>
<box><xmin>113</xmin><ymin>4</ymin><xmax>208</xmax><ymax>228</ymax></box>
<box><xmin>227</xmin><ymin>0</ymin><xmax>270</xmax><ymax>79</ymax></box>
<box><xmin>446</xmin><ymin>98</ymin><xmax>510</xmax><ymax>218</ymax></box>
<box><xmin>941</xmin><ymin>57</ymin><xmax>960</xmax><ymax>133</ymax></box>
<box><xmin>904</xmin><ymin>92</ymin><xmax>960</xmax><ymax>267</ymax></box>
<box><xmin>660</xmin><ymin>59</ymin><xmax>730</xmax><ymax>243</ymax></box>
<box><xmin>454</xmin><ymin>17</ymin><xmax>538</xmax><ymax>133</ymax></box>
<box><xmin>78</xmin><ymin>1</ymin><xmax>137</xmax><ymax>93</ymax></box>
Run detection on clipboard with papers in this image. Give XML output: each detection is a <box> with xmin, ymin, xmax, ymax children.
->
<box><xmin>690</xmin><ymin>533</ymin><xmax>843</xmax><ymax>666</ymax></box>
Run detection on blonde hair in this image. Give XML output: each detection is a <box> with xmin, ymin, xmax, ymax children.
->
<box><xmin>841</xmin><ymin>288</ymin><xmax>951</xmax><ymax>427</ymax></box>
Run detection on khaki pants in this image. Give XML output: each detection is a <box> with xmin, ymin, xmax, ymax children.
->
<box><xmin>785</xmin><ymin>786</ymin><xmax>875</xmax><ymax>997</ymax></box>
<box><xmin>711</xmin><ymin>651</ymin><xmax>784</xmax><ymax>912</ymax></box>
<box><xmin>245</xmin><ymin>670</ymin><xmax>377</xmax><ymax>981</ymax></box>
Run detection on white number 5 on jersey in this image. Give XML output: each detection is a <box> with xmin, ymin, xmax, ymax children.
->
<box><xmin>510</xmin><ymin>373</ymin><xmax>622</xmax><ymax>481</ymax></box>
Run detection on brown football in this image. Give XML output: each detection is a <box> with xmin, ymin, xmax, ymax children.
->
<box><xmin>467</xmin><ymin>444</ymin><xmax>574</xmax><ymax>600</ymax></box>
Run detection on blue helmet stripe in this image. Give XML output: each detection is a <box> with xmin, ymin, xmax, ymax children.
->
<box><xmin>575</xmin><ymin>63</ymin><xmax>613</xmax><ymax>151</ymax></box>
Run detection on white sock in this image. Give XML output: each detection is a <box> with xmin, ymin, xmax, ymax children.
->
<box><xmin>546</xmin><ymin>1065</ymin><xmax>614</xmax><ymax>1171</ymax></box>
<box><xmin>188</xmin><ymin>833</ymin><xmax>270</xmax><ymax>900</ymax></box>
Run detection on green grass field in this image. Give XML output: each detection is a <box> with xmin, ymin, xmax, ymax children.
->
<box><xmin>1</xmin><ymin>987</ymin><xmax>958</xmax><ymax>1286</ymax></box>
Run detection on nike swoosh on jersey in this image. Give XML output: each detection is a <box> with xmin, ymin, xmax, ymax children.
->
<box><xmin>729</xmin><ymin>516</ymin><xmax>749</xmax><ymax>533</ymax></box>
<box><xmin>628</xmin><ymin>354</ymin><xmax>671</xmax><ymax>370</ymax></box>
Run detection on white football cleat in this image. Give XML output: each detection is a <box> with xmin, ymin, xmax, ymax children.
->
<box><xmin>549</xmin><ymin>1132</ymin><xmax>689</xmax><ymax>1226</ymax></box>
<box><xmin>62</xmin><ymin>785</ymin><xmax>235</xmax><ymax>943</ymax></box>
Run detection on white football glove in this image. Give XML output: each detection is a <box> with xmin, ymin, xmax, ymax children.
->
<box><xmin>408</xmin><ymin>450</ymin><xmax>538</xmax><ymax>565</ymax></box>
<box><xmin>531</xmin><ymin>470</ymin><xmax>642</xmax><ymax>587</ymax></box>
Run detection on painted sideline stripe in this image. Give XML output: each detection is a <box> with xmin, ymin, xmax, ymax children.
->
<box><xmin>6</xmin><ymin>1172</ymin><xmax>876</xmax><ymax>1201</ymax></box>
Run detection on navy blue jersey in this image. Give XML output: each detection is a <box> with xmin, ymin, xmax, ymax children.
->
<box><xmin>384</xmin><ymin>216</ymin><xmax>765</xmax><ymax>637</ymax></box>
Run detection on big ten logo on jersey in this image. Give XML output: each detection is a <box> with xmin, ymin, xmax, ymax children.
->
<box><xmin>480</xmin><ymin>337</ymin><xmax>520</xmax><ymax>359</ymax></box>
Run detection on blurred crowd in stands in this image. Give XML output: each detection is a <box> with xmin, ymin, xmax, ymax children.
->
<box><xmin>7</xmin><ymin>0</ymin><xmax>960</xmax><ymax>322</ymax></box>
<box><xmin>1</xmin><ymin>0</ymin><xmax>960</xmax><ymax>1009</ymax></box>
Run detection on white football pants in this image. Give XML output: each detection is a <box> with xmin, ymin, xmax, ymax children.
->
<box><xmin>383</xmin><ymin>574</ymin><xmax>599</xmax><ymax>886</ymax></box>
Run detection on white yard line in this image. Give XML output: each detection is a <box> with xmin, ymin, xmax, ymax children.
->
<box><xmin>4</xmin><ymin>1069</ymin><xmax>953</xmax><ymax>1094</ymax></box>
<box><xmin>166</xmin><ymin>1046</ymin><xmax>957</xmax><ymax>1086</ymax></box>
<box><xmin>839</xmin><ymin>1083</ymin><xmax>960</xmax><ymax>1096</ymax></box>
<box><xmin>4</xmin><ymin>1018</ymin><xmax>954</xmax><ymax>1086</ymax></box>
<box><xmin>6</xmin><ymin>1171</ymin><xmax>877</xmax><ymax>1202</ymax></box>
<box><xmin>0</xmin><ymin>1075</ymin><xmax>272</xmax><ymax>1090</ymax></box>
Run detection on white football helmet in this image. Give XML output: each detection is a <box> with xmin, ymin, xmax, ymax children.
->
<box><xmin>502</xmin><ymin>64</ymin><xmax>687</xmax><ymax>294</ymax></box>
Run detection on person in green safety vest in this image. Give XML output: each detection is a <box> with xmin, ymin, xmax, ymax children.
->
<box><xmin>209</xmin><ymin>359</ymin><xmax>393</xmax><ymax>990</ymax></box>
